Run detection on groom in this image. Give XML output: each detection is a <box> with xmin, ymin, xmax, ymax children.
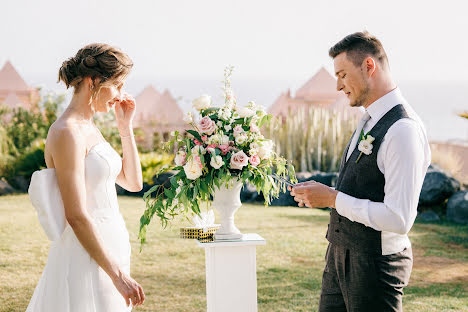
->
<box><xmin>290</xmin><ymin>31</ymin><xmax>431</xmax><ymax>312</ymax></box>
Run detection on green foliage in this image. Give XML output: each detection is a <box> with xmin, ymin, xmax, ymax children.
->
<box><xmin>8</xmin><ymin>139</ymin><xmax>46</xmax><ymax>179</ymax></box>
<box><xmin>0</xmin><ymin>125</ymin><xmax>16</xmax><ymax>177</ymax></box>
<box><xmin>93</xmin><ymin>111</ymin><xmax>123</xmax><ymax>153</ymax></box>
<box><xmin>139</xmin><ymin>152</ymin><xmax>174</xmax><ymax>185</ymax></box>
<box><xmin>0</xmin><ymin>89</ymin><xmax>65</xmax><ymax>178</ymax></box>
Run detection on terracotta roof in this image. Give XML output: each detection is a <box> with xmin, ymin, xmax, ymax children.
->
<box><xmin>134</xmin><ymin>85</ymin><xmax>184</xmax><ymax>126</ymax></box>
<box><xmin>267</xmin><ymin>67</ymin><xmax>362</xmax><ymax>118</ymax></box>
<box><xmin>294</xmin><ymin>67</ymin><xmax>343</xmax><ymax>101</ymax></box>
<box><xmin>0</xmin><ymin>61</ymin><xmax>30</xmax><ymax>91</ymax></box>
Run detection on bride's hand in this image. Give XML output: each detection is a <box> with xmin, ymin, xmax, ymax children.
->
<box><xmin>112</xmin><ymin>271</ymin><xmax>145</xmax><ymax>307</ymax></box>
<box><xmin>115</xmin><ymin>91</ymin><xmax>136</xmax><ymax>131</ymax></box>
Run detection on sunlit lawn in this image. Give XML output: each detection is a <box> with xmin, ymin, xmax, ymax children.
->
<box><xmin>1</xmin><ymin>194</ymin><xmax>467</xmax><ymax>311</ymax></box>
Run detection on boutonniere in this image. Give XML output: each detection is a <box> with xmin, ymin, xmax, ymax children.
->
<box><xmin>355</xmin><ymin>130</ymin><xmax>375</xmax><ymax>163</ymax></box>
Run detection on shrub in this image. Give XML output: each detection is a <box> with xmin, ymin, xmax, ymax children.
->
<box><xmin>4</xmin><ymin>139</ymin><xmax>46</xmax><ymax>188</ymax></box>
<box><xmin>264</xmin><ymin>107</ymin><xmax>359</xmax><ymax>172</ymax></box>
<box><xmin>139</xmin><ymin>152</ymin><xmax>174</xmax><ymax>185</ymax></box>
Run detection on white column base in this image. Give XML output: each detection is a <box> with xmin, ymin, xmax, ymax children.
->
<box><xmin>214</xmin><ymin>232</ymin><xmax>243</xmax><ymax>240</ymax></box>
<box><xmin>198</xmin><ymin>233</ymin><xmax>266</xmax><ymax>312</ymax></box>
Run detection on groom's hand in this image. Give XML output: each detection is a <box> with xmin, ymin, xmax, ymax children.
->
<box><xmin>288</xmin><ymin>181</ymin><xmax>338</xmax><ymax>208</ymax></box>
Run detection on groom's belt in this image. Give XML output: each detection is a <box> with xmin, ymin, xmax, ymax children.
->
<box><xmin>326</xmin><ymin>209</ymin><xmax>382</xmax><ymax>255</ymax></box>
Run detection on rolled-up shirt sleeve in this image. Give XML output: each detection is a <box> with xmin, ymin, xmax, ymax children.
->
<box><xmin>335</xmin><ymin>120</ymin><xmax>428</xmax><ymax>235</ymax></box>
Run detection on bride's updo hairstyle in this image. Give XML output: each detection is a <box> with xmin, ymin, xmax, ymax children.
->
<box><xmin>58</xmin><ymin>43</ymin><xmax>133</xmax><ymax>101</ymax></box>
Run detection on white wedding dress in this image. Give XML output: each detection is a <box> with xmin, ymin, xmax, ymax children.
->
<box><xmin>26</xmin><ymin>142</ymin><xmax>132</xmax><ymax>312</ymax></box>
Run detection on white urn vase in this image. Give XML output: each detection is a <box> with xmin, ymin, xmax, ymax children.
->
<box><xmin>212</xmin><ymin>179</ymin><xmax>243</xmax><ymax>240</ymax></box>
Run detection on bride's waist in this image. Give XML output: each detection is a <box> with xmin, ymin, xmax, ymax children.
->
<box><xmin>88</xmin><ymin>209</ymin><xmax>124</xmax><ymax>222</ymax></box>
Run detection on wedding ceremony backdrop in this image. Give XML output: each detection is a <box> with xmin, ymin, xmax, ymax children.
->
<box><xmin>1</xmin><ymin>0</ymin><xmax>468</xmax><ymax>311</ymax></box>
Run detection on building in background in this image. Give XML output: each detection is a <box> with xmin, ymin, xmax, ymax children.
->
<box><xmin>268</xmin><ymin>67</ymin><xmax>361</xmax><ymax>119</ymax></box>
<box><xmin>0</xmin><ymin>61</ymin><xmax>40</xmax><ymax>121</ymax></box>
<box><xmin>133</xmin><ymin>85</ymin><xmax>186</xmax><ymax>148</ymax></box>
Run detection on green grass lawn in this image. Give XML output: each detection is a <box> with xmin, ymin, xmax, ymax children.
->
<box><xmin>1</xmin><ymin>194</ymin><xmax>467</xmax><ymax>311</ymax></box>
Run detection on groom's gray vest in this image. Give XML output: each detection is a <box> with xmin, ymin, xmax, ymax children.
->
<box><xmin>326</xmin><ymin>104</ymin><xmax>410</xmax><ymax>255</ymax></box>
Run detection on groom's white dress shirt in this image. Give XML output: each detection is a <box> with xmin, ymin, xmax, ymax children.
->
<box><xmin>335</xmin><ymin>88</ymin><xmax>431</xmax><ymax>255</ymax></box>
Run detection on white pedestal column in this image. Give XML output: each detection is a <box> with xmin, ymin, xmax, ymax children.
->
<box><xmin>197</xmin><ymin>233</ymin><xmax>266</xmax><ymax>312</ymax></box>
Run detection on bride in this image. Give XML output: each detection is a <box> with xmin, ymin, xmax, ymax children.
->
<box><xmin>26</xmin><ymin>43</ymin><xmax>145</xmax><ymax>311</ymax></box>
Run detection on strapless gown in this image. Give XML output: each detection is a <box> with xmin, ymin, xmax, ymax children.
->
<box><xmin>26</xmin><ymin>142</ymin><xmax>132</xmax><ymax>312</ymax></box>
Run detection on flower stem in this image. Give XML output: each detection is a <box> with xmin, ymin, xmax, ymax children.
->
<box><xmin>355</xmin><ymin>152</ymin><xmax>363</xmax><ymax>163</ymax></box>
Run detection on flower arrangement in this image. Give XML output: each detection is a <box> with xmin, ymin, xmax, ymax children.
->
<box><xmin>138</xmin><ymin>67</ymin><xmax>297</xmax><ymax>245</ymax></box>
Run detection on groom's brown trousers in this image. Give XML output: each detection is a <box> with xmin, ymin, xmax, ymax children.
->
<box><xmin>318</xmin><ymin>243</ymin><xmax>413</xmax><ymax>312</ymax></box>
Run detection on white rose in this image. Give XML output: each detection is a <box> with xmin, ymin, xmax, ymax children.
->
<box><xmin>248</xmin><ymin>148</ymin><xmax>258</xmax><ymax>156</ymax></box>
<box><xmin>191</xmin><ymin>145</ymin><xmax>205</xmax><ymax>155</ymax></box>
<box><xmin>210</xmin><ymin>155</ymin><xmax>224</xmax><ymax>169</ymax></box>
<box><xmin>183</xmin><ymin>156</ymin><xmax>203</xmax><ymax>180</ymax></box>
<box><xmin>233</xmin><ymin>125</ymin><xmax>244</xmax><ymax>138</ymax></box>
<box><xmin>358</xmin><ymin>140</ymin><xmax>373</xmax><ymax>155</ymax></box>
<box><xmin>236</xmin><ymin>106</ymin><xmax>256</xmax><ymax>118</ymax></box>
<box><xmin>183</xmin><ymin>112</ymin><xmax>193</xmax><ymax>123</ymax></box>
<box><xmin>224</xmin><ymin>125</ymin><xmax>232</xmax><ymax>132</ymax></box>
<box><xmin>219</xmin><ymin>108</ymin><xmax>231</xmax><ymax>121</ymax></box>
<box><xmin>365</xmin><ymin>135</ymin><xmax>375</xmax><ymax>144</ymax></box>
<box><xmin>208</xmin><ymin>134</ymin><xmax>225</xmax><ymax>145</ymax></box>
<box><xmin>258</xmin><ymin>140</ymin><xmax>273</xmax><ymax>160</ymax></box>
<box><xmin>235</xmin><ymin>134</ymin><xmax>248</xmax><ymax>145</ymax></box>
<box><xmin>217</xmin><ymin>121</ymin><xmax>223</xmax><ymax>127</ymax></box>
<box><xmin>220</xmin><ymin>135</ymin><xmax>230</xmax><ymax>145</ymax></box>
<box><xmin>192</xmin><ymin>95</ymin><xmax>211</xmax><ymax>111</ymax></box>
<box><xmin>230</xmin><ymin>151</ymin><xmax>249</xmax><ymax>170</ymax></box>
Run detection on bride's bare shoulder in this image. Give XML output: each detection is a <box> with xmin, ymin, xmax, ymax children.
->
<box><xmin>46</xmin><ymin>120</ymin><xmax>85</xmax><ymax>153</ymax></box>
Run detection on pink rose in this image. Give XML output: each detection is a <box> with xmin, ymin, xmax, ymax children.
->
<box><xmin>175</xmin><ymin>151</ymin><xmax>187</xmax><ymax>166</ymax></box>
<box><xmin>194</xmin><ymin>139</ymin><xmax>202</xmax><ymax>146</ymax></box>
<box><xmin>207</xmin><ymin>144</ymin><xmax>217</xmax><ymax>149</ymax></box>
<box><xmin>250</xmin><ymin>123</ymin><xmax>260</xmax><ymax>133</ymax></box>
<box><xmin>249</xmin><ymin>154</ymin><xmax>260</xmax><ymax>167</ymax></box>
<box><xmin>194</xmin><ymin>155</ymin><xmax>203</xmax><ymax>169</ymax></box>
<box><xmin>233</xmin><ymin>125</ymin><xmax>244</xmax><ymax>138</ymax></box>
<box><xmin>219</xmin><ymin>144</ymin><xmax>231</xmax><ymax>155</ymax></box>
<box><xmin>230</xmin><ymin>151</ymin><xmax>249</xmax><ymax>170</ymax></box>
<box><xmin>201</xmin><ymin>135</ymin><xmax>208</xmax><ymax>142</ymax></box>
<box><xmin>199</xmin><ymin>116</ymin><xmax>216</xmax><ymax>135</ymax></box>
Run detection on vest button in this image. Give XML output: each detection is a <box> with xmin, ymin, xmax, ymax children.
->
<box><xmin>335</xmin><ymin>229</ymin><xmax>340</xmax><ymax>233</ymax></box>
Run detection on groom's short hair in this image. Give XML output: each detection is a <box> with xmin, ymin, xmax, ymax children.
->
<box><xmin>329</xmin><ymin>31</ymin><xmax>389</xmax><ymax>68</ymax></box>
